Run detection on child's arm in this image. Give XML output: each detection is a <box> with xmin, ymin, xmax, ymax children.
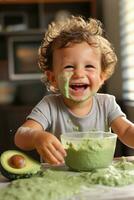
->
<box><xmin>14</xmin><ymin>119</ymin><xmax>66</xmax><ymax>165</ymax></box>
<box><xmin>111</xmin><ymin>116</ymin><xmax>134</xmax><ymax>148</ymax></box>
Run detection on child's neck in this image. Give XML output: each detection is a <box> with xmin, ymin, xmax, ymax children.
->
<box><xmin>63</xmin><ymin>97</ymin><xmax>93</xmax><ymax>117</ymax></box>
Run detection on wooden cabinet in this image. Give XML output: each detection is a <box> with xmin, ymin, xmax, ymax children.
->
<box><xmin>0</xmin><ymin>105</ymin><xmax>40</xmax><ymax>160</ymax></box>
<box><xmin>0</xmin><ymin>105</ymin><xmax>32</xmax><ymax>151</ymax></box>
<box><xmin>0</xmin><ymin>0</ymin><xmax>96</xmax><ymax>158</ymax></box>
<box><xmin>0</xmin><ymin>0</ymin><xmax>97</xmax><ymax>105</ymax></box>
<box><xmin>0</xmin><ymin>0</ymin><xmax>97</xmax><ymax>80</ymax></box>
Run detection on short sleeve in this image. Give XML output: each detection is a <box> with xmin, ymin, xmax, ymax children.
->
<box><xmin>107</xmin><ymin>95</ymin><xmax>126</xmax><ymax>125</ymax></box>
<box><xmin>27</xmin><ymin>96</ymin><xmax>51</xmax><ymax>130</ymax></box>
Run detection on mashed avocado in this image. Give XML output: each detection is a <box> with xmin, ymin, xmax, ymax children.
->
<box><xmin>65</xmin><ymin>137</ymin><xmax>116</xmax><ymax>171</ymax></box>
<box><xmin>1</xmin><ymin>158</ymin><xmax>134</xmax><ymax>200</ymax></box>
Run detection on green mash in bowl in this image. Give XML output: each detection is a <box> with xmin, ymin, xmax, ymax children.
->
<box><xmin>61</xmin><ymin>131</ymin><xmax>117</xmax><ymax>171</ymax></box>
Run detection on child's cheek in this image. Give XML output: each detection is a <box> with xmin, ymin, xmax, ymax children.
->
<box><xmin>90</xmin><ymin>71</ymin><xmax>101</xmax><ymax>80</ymax></box>
<box><xmin>58</xmin><ymin>71</ymin><xmax>73</xmax><ymax>98</ymax></box>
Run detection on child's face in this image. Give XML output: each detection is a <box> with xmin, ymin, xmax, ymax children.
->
<box><xmin>48</xmin><ymin>41</ymin><xmax>105</xmax><ymax>103</ymax></box>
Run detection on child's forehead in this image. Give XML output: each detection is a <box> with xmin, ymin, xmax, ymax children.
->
<box><xmin>53</xmin><ymin>41</ymin><xmax>101</xmax><ymax>56</ymax></box>
<box><xmin>52</xmin><ymin>41</ymin><xmax>102</xmax><ymax>67</ymax></box>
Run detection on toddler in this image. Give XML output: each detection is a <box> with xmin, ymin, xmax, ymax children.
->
<box><xmin>14</xmin><ymin>16</ymin><xmax>134</xmax><ymax>165</ymax></box>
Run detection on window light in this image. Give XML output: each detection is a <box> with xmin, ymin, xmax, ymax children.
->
<box><xmin>119</xmin><ymin>0</ymin><xmax>134</xmax><ymax>103</ymax></box>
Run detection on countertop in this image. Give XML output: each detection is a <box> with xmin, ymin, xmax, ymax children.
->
<box><xmin>1</xmin><ymin>174</ymin><xmax>134</xmax><ymax>200</ymax></box>
<box><xmin>0</xmin><ymin>174</ymin><xmax>9</xmax><ymax>188</ymax></box>
<box><xmin>1</xmin><ymin>157</ymin><xmax>134</xmax><ymax>200</ymax></box>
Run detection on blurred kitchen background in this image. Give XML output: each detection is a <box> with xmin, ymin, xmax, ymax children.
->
<box><xmin>0</xmin><ymin>0</ymin><xmax>134</xmax><ymax>160</ymax></box>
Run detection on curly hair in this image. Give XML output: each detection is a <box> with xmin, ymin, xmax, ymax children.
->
<box><xmin>38</xmin><ymin>16</ymin><xmax>117</xmax><ymax>88</ymax></box>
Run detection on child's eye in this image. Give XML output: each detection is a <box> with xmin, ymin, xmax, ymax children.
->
<box><xmin>85</xmin><ymin>65</ymin><xmax>95</xmax><ymax>70</ymax></box>
<box><xmin>64</xmin><ymin>65</ymin><xmax>74</xmax><ymax>70</ymax></box>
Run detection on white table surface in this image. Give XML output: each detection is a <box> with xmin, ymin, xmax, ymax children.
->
<box><xmin>1</xmin><ymin>158</ymin><xmax>134</xmax><ymax>200</ymax></box>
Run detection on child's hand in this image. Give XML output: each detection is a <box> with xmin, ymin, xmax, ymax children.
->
<box><xmin>33</xmin><ymin>131</ymin><xmax>66</xmax><ymax>165</ymax></box>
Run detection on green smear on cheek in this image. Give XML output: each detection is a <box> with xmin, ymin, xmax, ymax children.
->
<box><xmin>58</xmin><ymin>72</ymin><xmax>72</xmax><ymax>98</ymax></box>
<box><xmin>58</xmin><ymin>72</ymin><xmax>93</xmax><ymax>103</ymax></box>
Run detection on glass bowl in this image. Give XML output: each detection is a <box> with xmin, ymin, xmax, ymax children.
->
<box><xmin>61</xmin><ymin>131</ymin><xmax>117</xmax><ymax>171</ymax></box>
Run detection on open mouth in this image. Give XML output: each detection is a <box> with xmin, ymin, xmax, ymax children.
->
<box><xmin>69</xmin><ymin>83</ymin><xmax>89</xmax><ymax>91</ymax></box>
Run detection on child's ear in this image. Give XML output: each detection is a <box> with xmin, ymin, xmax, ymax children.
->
<box><xmin>46</xmin><ymin>70</ymin><xmax>57</xmax><ymax>87</ymax></box>
<box><xmin>100</xmin><ymin>72</ymin><xmax>107</xmax><ymax>86</ymax></box>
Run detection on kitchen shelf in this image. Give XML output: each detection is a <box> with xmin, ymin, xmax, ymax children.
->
<box><xmin>0</xmin><ymin>0</ymin><xmax>97</xmax><ymax>79</ymax></box>
<box><xmin>0</xmin><ymin>0</ymin><xmax>97</xmax><ymax>156</ymax></box>
<box><xmin>0</xmin><ymin>0</ymin><xmax>94</xmax><ymax>4</ymax></box>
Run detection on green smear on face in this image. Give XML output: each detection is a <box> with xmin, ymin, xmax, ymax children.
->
<box><xmin>57</xmin><ymin>71</ymin><xmax>94</xmax><ymax>103</ymax></box>
<box><xmin>57</xmin><ymin>71</ymin><xmax>90</xmax><ymax>103</ymax></box>
<box><xmin>58</xmin><ymin>71</ymin><xmax>72</xmax><ymax>98</ymax></box>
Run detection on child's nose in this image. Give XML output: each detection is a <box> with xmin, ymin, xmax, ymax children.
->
<box><xmin>73</xmin><ymin>67</ymin><xmax>85</xmax><ymax>78</ymax></box>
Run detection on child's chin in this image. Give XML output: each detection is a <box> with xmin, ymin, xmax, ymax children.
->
<box><xmin>69</xmin><ymin>95</ymin><xmax>89</xmax><ymax>102</ymax></box>
<box><xmin>68</xmin><ymin>90</ymin><xmax>91</xmax><ymax>102</ymax></box>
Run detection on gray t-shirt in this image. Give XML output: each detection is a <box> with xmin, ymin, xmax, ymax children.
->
<box><xmin>27</xmin><ymin>93</ymin><xmax>125</xmax><ymax>139</ymax></box>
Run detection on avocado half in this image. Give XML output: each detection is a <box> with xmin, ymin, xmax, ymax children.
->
<box><xmin>0</xmin><ymin>150</ymin><xmax>41</xmax><ymax>180</ymax></box>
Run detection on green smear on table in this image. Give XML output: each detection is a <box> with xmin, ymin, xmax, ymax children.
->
<box><xmin>1</xmin><ymin>158</ymin><xmax>134</xmax><ymax>200</ymax></box>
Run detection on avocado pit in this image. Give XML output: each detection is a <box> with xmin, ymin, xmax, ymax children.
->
<box><xmin>8</xmin><ymin>154</ymin><xmax>26</xmax><ymax>169</ymax></box>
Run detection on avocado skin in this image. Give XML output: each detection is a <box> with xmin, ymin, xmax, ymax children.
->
<box><xmin>0</xmin><ymin>164</ymin><xmax>33</xmax><ymax>180</ymax></box>
<box><xmin>0</xmin><ymin>150</ymin><xmax>41</xmax><ymax>180</ymax></box>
